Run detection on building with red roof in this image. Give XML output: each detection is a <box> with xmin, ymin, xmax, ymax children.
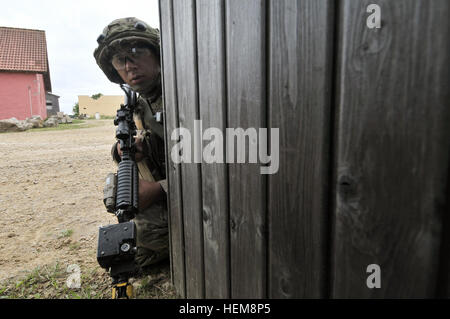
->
<box><xmin>0</xmin><ymin>26</ymin><xmax>59</xmax><ymax>120</ymax></box>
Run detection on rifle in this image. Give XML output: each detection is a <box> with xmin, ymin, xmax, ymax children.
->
<box><xmin>97</xmin><ymin>84</ymin><xmax>140</xmax><ymax>299</ymax></box>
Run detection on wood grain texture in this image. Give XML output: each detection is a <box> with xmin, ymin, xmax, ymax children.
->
<box><xmin>225</xmin><ymin>0</ymin><xmax>267</xmax><ymax>298</ymax></box>
<box><xmin>436</xmin><ymin>162</ymin><xmax>450</xmax><ymax>297</ymax></box>
<box><xmin>196</xmin><ymin>0</ymin><xmax>230</xmax><ymax>298</ymax></box>
<box><xmin>161</xmin><ymin>0</ymin><xmax>450</xmax><ymax>299</ymax></box>
<box><xmin>332</xmin><ymin>0</ymin><xmax>450</xmax><ymax>298</ymax></box>
<box><xmin>267</xmin><ymin>0</ymin><xmax>334</xmax><ymax>298</ymax></box>
<box><xmin>159</xmin><ymin>0</ymin><xmax>186</xmax><ymax>298</ymax></box>
<box><xmin>172</xmin><ymin>0</ymin><xmax>205</xmax><ymax>298</ymax></box>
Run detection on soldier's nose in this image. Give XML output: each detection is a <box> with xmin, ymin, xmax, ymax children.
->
<box><xmin>124</xmin><ymin>58</ymin><xmax>137</xmax><ymax>71</ymax></box>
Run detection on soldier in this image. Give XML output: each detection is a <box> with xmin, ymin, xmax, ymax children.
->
<box><xmin>94</xmin><ymin>17</ymin><xmax>168</xmax><ymax>273</ymax></box>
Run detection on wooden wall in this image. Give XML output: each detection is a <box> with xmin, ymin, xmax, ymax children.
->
<box><xmin>159</xmin><ymin>0</ymin><xmax>450</xmax><ymax>298</ymax></box>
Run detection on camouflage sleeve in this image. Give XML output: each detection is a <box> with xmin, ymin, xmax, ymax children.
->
<box><xmin>158</xmin><ymin>179</ymin><xmax>168</xmax><ymax>193</ymax></box>
<box><xmin>111</xmin><ymin>141</ymin><xmax>121</xmax><ymax>164</ymax></box>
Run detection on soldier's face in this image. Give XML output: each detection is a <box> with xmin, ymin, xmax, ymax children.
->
<box><xmin>113</xmin><ymin>47</ymin><xmax>160</xmax><ymax>93</ymax></box>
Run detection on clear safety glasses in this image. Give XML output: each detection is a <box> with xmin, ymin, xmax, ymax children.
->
<box><xmin>111</xmin><ymin>47</ymin><xmax>152</xmax><ymax>71</ymax></box>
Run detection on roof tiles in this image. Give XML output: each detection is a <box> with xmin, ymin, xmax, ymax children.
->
<box><xmin>0</xmin><ymin>27</ymin><xmax>49</xmax><ymax>73</ymax></box>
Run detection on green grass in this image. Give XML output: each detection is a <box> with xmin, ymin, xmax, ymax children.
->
<box><xmin>58</xmin><ymin>229</ymin><xmax>73</xmax><ymax>239</ymax></box>
<box><xmin>30</xmin><ymin>120</ymin><xmax>105</xmax><ymax>132</ymax></box>
<box><xmin>1</xmin><ymin>118</ymin><xmax>114</xmax><ymax>134</ymax></box>
<box><xmin>100</xmin><ymin>115</ymin><xmax>115</xmax><ymax>120</ymax></box>
<box><xmin>0</xmin><ymin>262</ymin><xmax>177</xmax><ymax>299</ymax></box>
<box><xmin>83</xmin><ymin>115</ymin><xmax>115</xmax><ymax>120</ymax></box>
<box><xmin>134</xmin><ymin>274</ymin><xmax>177</xmax><ymax>299</ymax></box>
<box><xmin>0</xmin><ymin>263</ymin><xmax>111</xmax><ymax>299</ymax></box>
<box><xmin>68</xmin><ymin>242</ymin><xmax>82</xmax><ymax>251</ymax></box>
<box><xmin>69</xmin><ymin>119</ymin><xmax>85</xmax><ymax>124</ymax></box>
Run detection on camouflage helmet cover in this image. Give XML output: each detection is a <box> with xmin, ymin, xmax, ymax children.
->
<box><xmin>94</xmin><ymin>17</ymin><xmax>160</xmax><ymax>84</ymax></box>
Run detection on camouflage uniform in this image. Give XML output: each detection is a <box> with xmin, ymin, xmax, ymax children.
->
<box><xmin>94</xmin><ymin>17</ymin><xmax>169</xmax><ymax>271</ymax></box>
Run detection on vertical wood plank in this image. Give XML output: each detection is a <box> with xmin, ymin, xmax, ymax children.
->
<box><xmin>267</xmin><ymin>0</ymin><xmax>334</xmax><ymax>298</ymax></box>
<box><xmin>172</xmin><ymin>0</ymin><xmax>205</xmax><ymax>298</ymax></box>
<box><xmin>196</xmin><ymin>0</ymin><xmax>230</xmax><ymax>298</ymax></box>
<box><xmin>332</xmin><ymin>0</ymin><xmax>450</xmax><ymax>298</ymax></box>
<box><xmin>436</xmin><ymin>167</ymin><xmax>450</xmax><ymax>297</ymax></box>
<box><xmin>226</xmin><ymin>0</ymin><xmax>267</xmax><ymax>298</ymax></box>
<box><xmin>159</xmin><ymin>0</ymin><xmax>186</xmax><ymax>298</ymax></box>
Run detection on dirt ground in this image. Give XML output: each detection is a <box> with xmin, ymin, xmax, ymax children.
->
<box><xmin>0</xmin><ymin>120</ymin><xmax>174</xmax><ymax>298</ymax></box>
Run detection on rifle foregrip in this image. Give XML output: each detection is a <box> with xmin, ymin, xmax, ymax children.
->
<box><xmin>116</xmin><ymin>159</ymin><xmax>139</xmax><ymax>215</ymax></box>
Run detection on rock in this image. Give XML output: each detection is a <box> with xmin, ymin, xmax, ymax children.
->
<box><xmin>26</xmin><ymin>123</ymin><xmax>34</xmax><ymax>130</ymax></box>
<box><xmin>0</xmin><ymin>120</ymin><xmax>23</xmax><ymax>132</ymax></box>
<box><xmin>43</xmin><ymin>117</ymin><xmax>58</xmax><ymax>127</ymax></box>
<box><xmin>26</xmin><ymin>118</ymin><xmax>44</xmax><ymax>128</ymax></box>
<box><xmin>20</xmin><ymin>122</ymin><xmax>34</xmax><ymax>130</ymax></box>
<box><xmin>5</xmin><ymin>117</ymin><xmax>19</xmax><ymax>124</ymax></box>
<box><xmin>0</xmin><ymin>118</ymin><xmax>32</xmax><ymax>132</ymax></box>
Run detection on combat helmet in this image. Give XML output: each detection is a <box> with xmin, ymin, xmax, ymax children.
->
<box><xmin>94</xmin><ymin>17</ymin><xmax>160</xmax><ymax>84</ymax></box>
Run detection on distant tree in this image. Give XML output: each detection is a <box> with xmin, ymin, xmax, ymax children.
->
<box><xmin>91</xmin><ymin>93</ymin><xmax>103</xmax><ymax>100</ymax></box>
<box><xmin>73</xmin><ymin>102</ymin><xmax>79</xmax><ymax>116</ymax></box>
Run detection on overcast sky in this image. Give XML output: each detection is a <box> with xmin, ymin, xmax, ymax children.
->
<box><xmin>1</xmin><ymin>0</ymin><xmax>160</xmax><ymax>114</ymax></box>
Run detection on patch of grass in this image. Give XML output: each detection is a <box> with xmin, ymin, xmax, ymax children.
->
<box><xmin>0</xmin><ymin>263</ymin><xmax>111</xmax><ymax>299</ymax></box>
<box><xmin>1</xmin><ymin>119</ymin><xmax>111</xmax><ymax>134</ymax></box>
<box><xmin>132</xmin><ymin>261</ymin><xmax>178</xmax><ymax>299</ymax></box>
<box><xmin>70</xmin><ymin>119</ymin><xmax>85</xmax><ymax>124</ymax></box>
<box><xmin>96</xmin><ymin>115</ymin><xmax>115</xmax><ymax>120</ymax></box>
<box><xmin>134</xmin><ymin>275</ymin><xmax>177</xmax><ymax>299</ymax></box>
<box><xmin>84</xmin><ymin>115</ymin><xmax>115</xmax><ymax>120</ymax></box>
<box><xmin>58</xmin><ymin>229</ymin><xmax>73</xmax><ymax>239</ymax></box>
<box><xmin>0</xmin><ymin>262</ymin><xmax>177</xmax><ymax>299</ymax></box>
<box><xmin>68</xmin><ymin>242</ymin><xmax>81</xmax><ymax>251</ymax></box>
<box><xmin>30</xmin><ymin>120</ymin><xmax>102</xmax><ymax>132</ymax></box>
